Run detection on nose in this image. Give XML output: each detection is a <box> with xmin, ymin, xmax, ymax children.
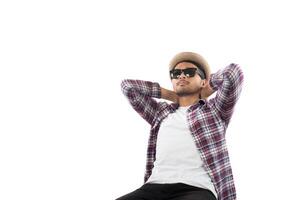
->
<box><xmin>178</xmin><ymin>71</ymin><xmax>187</xmax><ymax>79</ymax></box>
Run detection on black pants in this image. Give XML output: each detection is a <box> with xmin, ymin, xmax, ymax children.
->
<box><xmin>116</xmin><ymin>183</ymin><xmax>217</xmax><ymax>200</ymax></box>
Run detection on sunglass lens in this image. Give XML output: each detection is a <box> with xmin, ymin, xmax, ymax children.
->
<box><xmin>184</xmin><ymin>68</ymin><xmax>196</xmax><ymax>77</ymax></box>
<box><xmin>170</xmin><ymin>69</ymin><xmax>181</xmax><ymax>79</ymax></box>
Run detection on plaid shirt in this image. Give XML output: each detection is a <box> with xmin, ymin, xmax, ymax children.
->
<box><xmin>121</xmin><ymin>63</ymin><xmax>244</xmax><ymax>200</ymax></box>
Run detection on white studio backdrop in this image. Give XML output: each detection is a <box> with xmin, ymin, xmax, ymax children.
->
<box><xmin>0</xmin><ymin>0</ymin><xmax>299</xmax><ymax>199</ymax></box>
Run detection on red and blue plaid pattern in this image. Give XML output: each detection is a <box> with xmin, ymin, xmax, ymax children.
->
<box><xmin>121</xmin><ymin>63</ymin><xmax>244</xmax><ymax>200</ymax></box>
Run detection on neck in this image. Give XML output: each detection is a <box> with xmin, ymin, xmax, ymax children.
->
<box><xmin>178</xmin><ymin>94</ymin><xmax>200</xmax><ymax>107</ymax></box>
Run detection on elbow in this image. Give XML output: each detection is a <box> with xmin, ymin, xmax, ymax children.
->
<box><xmin>120</xmin><ymin>79</ymin><xmax>127</xmax><ymax>89</ymax></box>
<box><xmin>226</xmin><ymin>63</ymin><xmax>244</xmax><ymax>86</ymax></box>
<box><xmin>120</xmin><ymin>79</ymin><xmax>132</xmax><ymax>96</ymax></box>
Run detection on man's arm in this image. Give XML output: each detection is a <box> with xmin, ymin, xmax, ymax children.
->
<box><xmin>161</xmin><ymin>87</ymin><xmax>179</xmax><ymax>103</ymax></box>
<box><xmin>121</xmin><ymin>79</ymin><xmax>173</xmax><ymax>125</ymax></box>
<box><xmin>209</xmin><ymin>63</ymin><xmax>244</xmax><ymax>125</ymax></box>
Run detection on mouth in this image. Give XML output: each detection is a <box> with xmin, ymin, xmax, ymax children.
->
<box><xmin>177</xmin><ymin>81</ymin><xmax>189</xmax><ymax>86</ymax></box>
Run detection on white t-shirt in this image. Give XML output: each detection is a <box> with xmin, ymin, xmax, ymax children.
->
<box><xmin>146</xmin><ymin>105</ymin><xmax>217</xmax><ymax>198</ymax></box>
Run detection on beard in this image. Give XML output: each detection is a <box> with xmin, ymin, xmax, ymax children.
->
<box><xmin>175</xmin><ymin>86</ymin><xmax>201</xmax><ymax>97</ymax></box>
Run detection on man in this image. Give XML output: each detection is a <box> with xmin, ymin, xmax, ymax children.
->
<box><xmin>117</xmin><ymin>52</ymin><xmax>244</xmax><ymax>200</ymax></box>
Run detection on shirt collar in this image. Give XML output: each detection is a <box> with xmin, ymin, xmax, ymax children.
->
<box><xmin>170</xmin><ymin>98</ymin><xmax>207</xmax><ymax>112</ymax></box>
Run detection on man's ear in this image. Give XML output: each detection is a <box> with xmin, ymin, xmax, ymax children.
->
<box><xmin>201</xmin><ymin>79</ymin><xmax>206</xmax><ymax>87</ymax></box>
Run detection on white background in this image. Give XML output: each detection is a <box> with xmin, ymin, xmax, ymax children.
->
<box><xmin>1</xmin><ymin>0</ymin><xmax>300</xmax><ymax>199</ymax></box>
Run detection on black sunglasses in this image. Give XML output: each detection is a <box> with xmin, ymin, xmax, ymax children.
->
<box><xmin>170</xmin><ymin>68</ymin><xmax>205</xmax><ymax>79</ymax></box>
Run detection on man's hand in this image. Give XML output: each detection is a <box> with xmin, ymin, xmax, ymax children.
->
<box><xmin>161</xmin><ymin>87</ymin><xmax>179</xmax><ymax>103</ymax></box>
<box><xmin>200</xmin><ymin>79</ymin><xmax>215</xmax><ymax>99</ymax></box>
